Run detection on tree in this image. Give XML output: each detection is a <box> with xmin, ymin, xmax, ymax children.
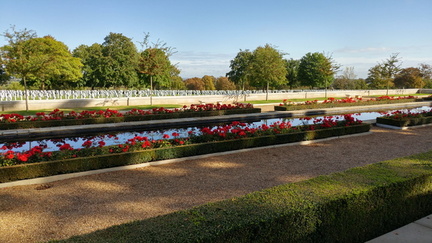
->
<box><xmin>285</xmin><ymin>58</ymin><xmax>300</xmax><ymax>89</ymax></box>
<box><xmin>248</xmin><ymin>44</ymin><xmax>287</xmax><ymax>99</ymax></box>
<box><xmin>184</xmin><ymin>77</ymin><xmax>204</xmax><ymax>90</ymax></box>
<box><xmin>366</xmin><ymin>65</ymin><xmax>387</xmax><ymax>89</ymax></box>
<box><xmin>137</xmin><ymin>33</ymin><xmax>177</xmax><ymax>90</ymax></box>
<box><xmin>202</xmin><ymin>75</ymin><xmax>216</xmax><ymax>90</ymax></box>
<box><xmin>394</xmin><ymin>67</ymin><xmax>424</xmax><ymax>88</ymax></box>
<box><xmin>73</xmin><ymin>43</ymin><xmax>105</xmax><ymax>89</ymax></box>
<box><xmin>226</xmin><ymin>49</ymin><xmax>252</xmax><ymax>90</ymax></box>
<box><xmin>23</xmin><ymin>36</ymin><xmax>83</xmax><ymax>90</ymax></box>
<box><xmin>298</xmin><ymin>52</ymin><xmax>339</xmax><ymax>96</ymax></box>
<box><xmin>333</xmin><ymin>67</ymin><xmax>357</xmax><ymax>89</ymax></box>
<box><xmin>215</xmin><ymin>77</ymin><xmax>236</xmax><ymax>90</ymax></box>
<box><xmin>0</xmin><ymin>26</ymin><xmax>37</xmax><ymax>110</ymax></box>
<box><xmin>101</xmin><ymin>32</ymin><xmax>139</xmax><ymax>88</ymax></box>
<box><xmin>419</xmin><ymin>63</ymin><xmax>432</xmax><ymax>88</ymax></box>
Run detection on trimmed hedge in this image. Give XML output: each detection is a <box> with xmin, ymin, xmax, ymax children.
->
<box><xmin>54</xmin><ymin>149</ymin><xmax>432</xmax><ymax>243</ymax></box>
<box><xmin>0</xmin><ymin>108</ymin><xmax>261</xmax><ymax>130</ymax></box>
<box><xmin>376</xmin><ymin>116</ymin><xmax>432</xmax><ymax>127</ymax></box>
<box><xmin>0</xmin><ymin>123</ymin><xmax>370</xmax><ymax>183</ymax></box>
<box><xmin>274</xmin><ymin>99</ymin><xmax>418</xmax><ymax>111</ymax></box>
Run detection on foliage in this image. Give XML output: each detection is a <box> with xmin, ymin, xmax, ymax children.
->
<box><xmin>248</xmin><ymin>44</ymin><xmax>287</xmax><ymax>90</ymax></box>
<box><xmin>226</xmin><ymin>49</ymin><xmax>253</xmax><ymax>90</ymax></box>
<box><xmin>366</xmin><ymin>53</ymin><xmax>402</xmax><ymax>89</ymax></box>
<box><xmin>201</xmin><ymin>75</ymin><xmax>216</xmax><ymax>90</ymax></box>
<box><xmin>184</xmin><ymin>77</ymin><xmax>205</xmax><ymax>90</ymax></box>
<box><xmin>215</xmin><ymin>77</ymin><xmax>236</xmax><ymax>90</ymax></box>
<box><xmin>298</xmin><ymin>52</ymin><xmax>339</xmax><ymax>88</ymax></box>
<box><xmin>72</xmin><ymin>43</ymin><xmax>105</xmax><ymax>88</ymax></box>
<box><xmin>285</xmin><ymin>58</ymin><xmax>301</xmax><ymax>89</ymax></box>
<box><xmin>394</xmin><ymin>67</ymin><xmax>424</xmax><ymax>88</ymax></box>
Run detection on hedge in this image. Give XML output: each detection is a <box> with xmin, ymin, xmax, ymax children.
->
<box><xmin>0</xmin><ymin>123</ymin><xmax>370</xmax><ymax>183</ymax></box>
<box><xmin>0</xmin><ymin>108</ymin><xmax>261</xmax><ymax>130</ymax></box>
<box><xmin>376</xmin><ymin>116</ymin><xmax>432</xmax><ymax>127</ymax></box>
<box><xmin>52</xmin><ymin>149</ymin><xmax>432</xmax><ymax>243</ymax></box>
<box><xmin>274</xmin><ymin>99</ymin><xmax>418</xmax><ymax>111</ymax></box>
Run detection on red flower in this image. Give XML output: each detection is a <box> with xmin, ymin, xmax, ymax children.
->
<box><xmin>163</xmin><ymin>134</ymin><xmax>170</xmax><ymax>139</ymax></box>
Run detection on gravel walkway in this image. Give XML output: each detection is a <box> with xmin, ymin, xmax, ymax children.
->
<box><xmin>1</xmin><ymin>126</ymin><xmax>432</xmax><ymax>242</ymax></box>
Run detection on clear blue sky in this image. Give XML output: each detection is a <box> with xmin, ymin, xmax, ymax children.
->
<box><xmin>1</xmin><ymin>0</ymin><xmax>431</xmax><ymax>79</ymax></box>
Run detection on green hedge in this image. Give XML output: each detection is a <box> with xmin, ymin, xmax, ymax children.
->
<box><xmin>376</xmin><ymin>116</ymin><xmax>432</xmax><ymax>127</ymax></box>
<box><xmin>53</xmin><ymin>149</ymin><xmax>432</xmax><ymax>243</ymax></box>
<box><xmin>0</xmin><ymin>108</ymin><xmax>261</xmax><ymax>130</ymax></box>
<box><xmin>0</xmin><ymin>124</ymin><xmax>370</xmax><ymax>183</ymax></box>
<box><xmin>274</xmin><ymin>99</ymin><xmax>418</xmax><ymax>111</ymax></box>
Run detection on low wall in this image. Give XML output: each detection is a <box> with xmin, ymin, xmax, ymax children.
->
<box><xmin>0</xmin><ymin>89</ymin><xmax>420</xmax><ymax>111</ymax></box>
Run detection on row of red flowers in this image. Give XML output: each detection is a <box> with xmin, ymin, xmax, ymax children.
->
<box><xmin>0</xmin><ymin>103</ymin><xmax>254</xmax><ymax>123</ymax></box>
<box><xmin>0</xmin><ymin>114</ymin><xmax>362</xmax><ymax>166</ymax></box>
<box><xmin>280</xmin><ymin>96</ymin><xmax>416</xmax><ymax>106</ymax></box>
<box><xmin>382</xmin><ymin>108</ymin><xmax>432</xmax><ymax>120</ymax></box>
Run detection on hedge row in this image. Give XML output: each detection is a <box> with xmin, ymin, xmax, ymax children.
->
<box><xmin>54</xmin><ymin>148</ymin><xmax>432</xmax><ymax>243</ymax></box>
<box><xmin>0</xmin><ymin>123</ymin><xmax>370</xmax><ymax>183</ymax></box>
<box><xmin>0</xmin><ymin>108</ymin><xmax>261</xmax><ymax>130</ymax></box>
<box><xmin>274</xmin><ymin>99</ymin><xmax>418</xmax><ymax>111</ymax></box>
<box><xmin>376</xmin><ymin>115</ymin><xmax>432</xmax><ymax>127</ymax></box>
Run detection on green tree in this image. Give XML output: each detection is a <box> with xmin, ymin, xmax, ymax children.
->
<box><xmin>285</xmin><ymin>58</ymin><xmax>300</xmax><ymax>89</ymax></box>
<box><xmin>0</xmin><ymin>26</ymin><xmax>37</xmax><ymax>110</ymax></box>
<box><xmin>226</xmin><ymin>49</ymin><xmax>252</xmax><ymax>90</ymax></box>
<box><xmin>202</xmin><ymin>75</ymin><xmax>216</xmax><ymax>90</ymax></box>
<box><xmin>394</xmin><ymin>67</ymin><xmax>424</xmax><ymax>88</ymax></box>
<box><xmin>367</xmin><ymin>53</ymin><xmax>402</xmax><ymax>93</ymax></box>
<box><xmin>73</xmin><ymin>43</ymin><xmax>105</xmax><ymax>89</ymax></box>
<box><xmin>298</xmin><ymin>52</ymin><xmax>339</xmax><ymax>91</ymax></box>
<box><xmin>248</xmin><ymin>44</ymin><xmax>287</xmax><ymax>99</ymax></box>
<box><xmin>333</xmin><ymin>67</ymin><xmax>357</xmax><ymax>89</ymax></box>
<box><xmin>101</xmin><ymin>32</ymin><xmax>139</xmax><ymax>88</ymax></box>
<box><xmin>419</xmin><ymin>63</ymin><xmax>432</xmax><ymax>88</ymax></box>
<box><xmin>23</xmin><ymin>36</ymin><xmax>83</xmax><ymax>90</ymax></box>
<box><xmin>137</xmin><ymin>33</ymin><xmax>177</xmax><ymax>90</ymax></box>
<box><xmin>215</xmin><ymin>77</ymin><xmax>236</xmax><ymax>90</ymax></box>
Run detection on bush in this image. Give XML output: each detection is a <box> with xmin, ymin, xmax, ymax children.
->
<box><xmin>56</xmin><ymin>150</ymin><xmax>432</xmax><ymax>243</ymax></box>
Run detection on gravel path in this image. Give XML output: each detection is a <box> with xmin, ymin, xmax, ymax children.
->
<box><xmin>1</xmin><ymin>126</ymin><xmax>432</xmax><ymax>242</ymax></box>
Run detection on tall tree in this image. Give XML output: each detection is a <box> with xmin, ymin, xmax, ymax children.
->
<box><xmin>101</xmin><ymin>32</ymin><xmax>139</xmax><ymax>88</ymax></box>
<box><xmin>366</xmin><ymin>65</ymin><xmax>388</xmax><ymax>89</ymax></box>
<box><xmin>202</xmin><ymin>75</ymin><xmax>216</xmax><ymax>90</ymax></box>
<box><xmin>137</xmin><ymin>32</ymin><xmax>177</xmax><ymax>90</ymax></box>
<box><xmin>285</xmin><ymin>58</ymin><xmax>300</xmax><ymax>89</ymax></box>
<box><xmin>0</xmin><ymin>26</ymin><xmax>37</xmax><ymax>110</ymax></box>
<box><xmin>333</xmin><ymin>67</ymin><xmax>357</xmax><ymax>89</ymax></box>
<box><xmin>23</xmin><ymin>36</ymin><xmax>83</xmax><ymax>90</ymax></box>
<box><xmin>73</xmin><ymin>43</ymin><xmax>105</xmax><ymax>89</ymax></box>
<box><xmin>419</xmin><ymin>63</ymin><xmax>432</xmax><ymax>88</ymax></box>
<box><xmin>248</xmin><ymin>44</ymin><xmax>287</xmax><ymax>99</ymax></box>
<box><xmin>298</xmin><ymin>52</ymin><xmax>339</xmax><ymax>95</ymax></box>
<box><xmin>226</xmin><ymin>49</ymin><xmax>252</xmax><ymax>90</ymax></box>
<box><xmin>394</xmin><ymin>67</ymin><xmax>424</xmax><ymax>88</ymax></box>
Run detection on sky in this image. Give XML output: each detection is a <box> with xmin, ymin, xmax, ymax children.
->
<box><xmin>1</xmin><ymin>0</ymin><xmax>432</xmax><ymax>79</ymax></box>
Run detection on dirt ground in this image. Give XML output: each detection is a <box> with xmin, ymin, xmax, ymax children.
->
<box><xmin>1</xmin><ymin>126</ymin><xmax>432</xmax><ymax>242</ymax></box>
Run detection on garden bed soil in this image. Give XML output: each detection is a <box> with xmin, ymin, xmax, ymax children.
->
<box><xmin>1</xmin><ymin>126</ymin><xmax>432</xmax><ymax>242</ymax></box>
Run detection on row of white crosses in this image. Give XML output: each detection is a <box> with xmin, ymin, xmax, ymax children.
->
<box><xmin>0</xmin><ymin>89</ymin><xmax>322</xmax><ymax>101</ymax></box>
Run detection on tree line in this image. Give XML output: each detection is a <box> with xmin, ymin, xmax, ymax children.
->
<box><xmin>1</xmin><ymin>26</ymin><xmax>431</xmax><ymax>91</ymax></box>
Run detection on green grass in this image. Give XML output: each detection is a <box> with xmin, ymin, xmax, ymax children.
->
<box><xmin>0</xmin><ymin>104</ymin><xmax>182</xmax><ymax>116</ymax></box>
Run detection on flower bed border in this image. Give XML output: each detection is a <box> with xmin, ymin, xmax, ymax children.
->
<box><xmin>0</xmin><ymin>123</ymin><xmax>370</xmax><ymax>183</ymax></box>
<box><xmin>59</xmin><ymin>150</ymin><xmax>432</xmax><ymax>243</ymax></box>
<box><xmin>376</xmin><ymin>116</ymin><xmax>432</xmax><ymax>127</ymax></box>
<box><xmin>0</xmin><ymin>108</ymin><xmax>261</xmax><ymax>130</ymax></box>
<box><xmin>274</xmin><ymin>98</ymin><xmax>418</xmax><ymax>111</ymax></box>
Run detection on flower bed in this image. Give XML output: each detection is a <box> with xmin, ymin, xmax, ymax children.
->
<box><xmin>0</xmin><ymin>103</ymin><xmax>260</xmax><ymax>130</ymax></box>
<box><xmin>274</xmin><ymin>96</ymin><xmax>418</xmax><ymax>111</ymax></box>
<box><xmin>376</xmin><ymin>108</ymin><xmax>432</xmax><ymax>127</ymax></box>
<box><xmin>0</xmin><ymin>115</ymin><xmax>370</xmax><ymax>182</ymax></box>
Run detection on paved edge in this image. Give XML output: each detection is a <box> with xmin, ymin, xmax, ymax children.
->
<box><xmin>0</xmin><ymin>131</ymin><xmax>372</xmax><ymax>189</ymax></box>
